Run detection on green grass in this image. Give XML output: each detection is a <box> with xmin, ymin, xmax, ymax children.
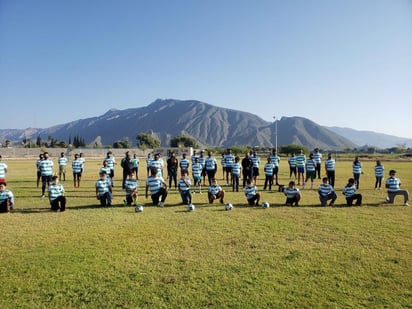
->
<box><xmin>0</xmin><ymin>158</ymin><xmax>411</xmax><ymax>308</ymax></box>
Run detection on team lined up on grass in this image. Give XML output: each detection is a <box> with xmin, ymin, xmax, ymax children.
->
<box><xmin>0</xmin><ymin>148</ymin><xmax>409</xmax><ymax>213</ymax></box>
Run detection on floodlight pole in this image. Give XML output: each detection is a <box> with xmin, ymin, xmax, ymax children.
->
<box><xmin>273</xmin><ymin>116</ymin><xmax>278</xmax><ymax>152</ymax></box>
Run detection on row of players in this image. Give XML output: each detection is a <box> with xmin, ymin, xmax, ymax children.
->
<box><xmin>1</xmin><ymin>148</ymin><xmax>409</xmax><ymax>212</ymax></box>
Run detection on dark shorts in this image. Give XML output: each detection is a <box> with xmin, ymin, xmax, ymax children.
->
<box><xmin>41</xmin><ymin>175</ymin><xmax>52</xmax><ymax>183</ymax></box>
<box><xmin>252</xmin><ymin>167</ymin><xmax>259</xmax><ymax>176</ymax></box>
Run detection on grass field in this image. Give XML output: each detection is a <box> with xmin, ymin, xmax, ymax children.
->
<box><xmin>1</xmin><ymin>157</ymin><xmax>411</xmax><ymax>308</ymax></box>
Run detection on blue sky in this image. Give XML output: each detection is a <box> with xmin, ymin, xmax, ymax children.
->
<box><xmin>1</xmin><ymin>0</ymin><xmax>411</xmax><ymax>138</ymax></box>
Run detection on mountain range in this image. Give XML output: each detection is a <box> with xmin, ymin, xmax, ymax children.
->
<box><xmin>0</xmin><ymin>99</ymin><xmax>410</xmax><ymax>150</ymax></box>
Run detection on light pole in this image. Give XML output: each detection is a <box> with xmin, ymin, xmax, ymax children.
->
<box><xmin>273</xmin><ymin>116</ymin><xmax>277</xmax><ymax>152</ymax></box>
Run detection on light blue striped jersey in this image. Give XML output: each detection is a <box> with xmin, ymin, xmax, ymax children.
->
<box><xmin>224</xmin><ymin>154</ymin><xmax>235</xmax><ymax>167</ymax></box>
<box><xmin>58</xmin><ymin>157</ymin><xmax>68</xmax><ymax>166</ymax></box>
<box><xmin>132</xmin><ymin>158</ymin><xmax>139</xmax><ymax>168</ymax></box>
<box><xmin>352</xmin><ymin>162</ymin><xmax>362</xmax><ymax>174</ymax></box>
<box><xmin>284</xmin><ymin>187</ymin><xmax>300</xmax><ymax>199</ymax></box>
<box><xmin>325</xmin><ymin>158</ymin><xmax>335</xmax><ymax>171</ymax></box>
<box><xmin>205</xmin><ymin>157</ymin><xmax>217</xmax><ymax>170</ymax></box>
<box><xmin>296</xmin><ymin>154</ymin><xmax>306</xmax><ymax>168</ymax></box>
<box><xmin>251</xmin><ymin>156</ymin><xmax>260</xmax><ymax>168</ymax></box>
<box><xmin>96</xmin><ymin>178</ymin><xmax>111</xmax><ymax>195</ymax></box>
<box><xmin>124</xmin><ymin>179</ymin><xmax>138</xmax><ymax>195</ymax></box>
<box><xmin>313</xmin><ymin>152</ymin><xmax>322</xmax><ymax>164</ymax></box>
<box><xmin>146</xmin><ymin>176</ymin><xmax>165</xmax><ymax>194</ymax></box>
<box><xmin>232</xmin><ymin>162</ymin><xmax>241</xmax><ymax>176</ymax></box>
<box><xmin>105</xmin><ymin>157</ymin><xmax>116</xmax><ymax>169</ymax></box>
<box><xmin>192</xmin><ymin>163</ymin><xmax>203</xmax><ymax>177</ymax></box>
<box><xmin>39</xmin><ymin>159</ymin><xmax>54</xmax><ymax>176</ymax></box>
<box><xmin>288</xmin><ymin>156</ymin><xmax>296</xmax><ymax>168</ymax></box>
<box><xmin>244</xmin><ymin>185</ymin><xmax>258</xmax><ymax>199</ymax></box>
<box><xmin>72</xmin><ymin>159</ymin><xmax>83</xmax><ymax>173</ymax></box>
<box><xmin>386</xmin><ymin>177</ymin><xmax>401</xmax><ymax>192</ymax></box>
<box><xmin>264</xmin><ymin>163</ymin><xmax>275</xmax><ymax>176</ymax></box>
<box><xmin>375</xmin><ymin>165</ymin><xmax>384</xmax><ymax>177</ymax></box>
<box><xmin>270</xmin><ymin>155</ymin><xmax>280</xmax><ymax>167</ymax></box>
<box><xmin>48</xmin><ymin>183</ymin><xmax>64</xmax><ymax>201</ymax></box>
<box><xmin>208</xmin><ymin>184</ymin><xmax>222</xmax><ymax>195</ymax></box>
<box><xmin>306</xmin><ymin>159</ymin><xmax>316</xmax><ymax>171</ymax></box>
<box><xmin>342</xmin><ymin>185</ymin><xmax>356</xmax><ymax>197</ymax></box>
<box><xmin>0</xmin><ymin>189</ymin><xmax>14</xmax><ymax>205</ymax></box>
<box><xmin>180</xmin><ymin>159</ymin><xmax>190</xmax><ymax>171</ymax></box>
<box><xmin>178</xmin><ymin>177</ymin><xmax>191</xmax><ymax>191</ymax></box>
<box><xmin>318</xmin><ymin>184</ymin><xmax>334</xmax><ymax>197</ymax></box>
<box><xmin>0</xmin><ymin>162</ymin><xmax>7</xmax><ymax>178</ymax></box>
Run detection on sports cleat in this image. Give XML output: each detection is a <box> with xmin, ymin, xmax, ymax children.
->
<box><xmin>159</xmin><ymin>202</ymin><xmax>164</xmax><ymax>207</ymax></box>
<box><xmin>405</xmin><ymin>202</ymin><xmax>409</xmax><ymax>206</ymax></box>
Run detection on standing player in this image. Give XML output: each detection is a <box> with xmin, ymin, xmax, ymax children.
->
<box><xmin>296</xmin><ymin>149</ymin><xmax>306</xmax><ymax>186</ymax></box>
<box><xmin>270</xmin><ymin>149</ymin><xmax>280</xmax><ymax>185</ymax></box>
<box><xmin>39</xmin><ymin>152</ymin><xmax>54</xmax><ymax>198</ymax></box>
<box><xmin>352</xmin><ymin>156</ymin><xmax>362</xmax><ymax>189</ymax></box>
<box><xmin>0</xmin><ymin>155</ymin><xmax>8</xmax><ymax>181</ymax></box>
<box><xmin>180</xmin><ymin>153</ymin><xmax>190</xmax><ymax>174</ymax></box>
<box><xmin>105</xmin><ymin>151</ymin><xmax>116</xmax><ymax>187</ymax></box>
<box><xmin>191</xmin><ymin>157</ymin><xmax>203</xmax><ymax>193</ymax></box>
<box><xmin>223</xmin><ymin>148</ymin><xmax>235</xmax><ymax>186</ymax></box>
<box><xmin>374</xmin><ymin>160</ymin><xmax>384</xmax><ymax>190</ymax></box>
<box><xmin>72</xmin><ymin>153</ymin><xmax>83</xmax><ymax>188</ymax></box>
<box><xmin>231</xmin><ymin>156</ymin><xmax>241</xmax><ymax>192</ymax></box>
<box><xmin>288</xmin><ymin>153</ymin><xmax>297</xmax><ymax>179</ymax></box>
<box><xmin>132</xmin><ymin>153</ymin><xmax>139</xmax><ymax>180</ymax></box>
<box><xmin>313</xmin><ymin>148</ymin><xmax>322</xmax><ymax>179</ymax></box>
<box><xmin>263</xmin><ymin>157</ymin><xmax>275</xmax><ymax>191</ymax></box>
<box><xmin>303</xmin><ymin>153</ymin><xmax>317</xmax><ymax>190</ymax></box>
<box><xmin>205</xmin><ymin>151</ymin><xmax>218</xmax><ymax>186</ymax></box>
<box><xmin>58</xmin><ymin>152</ymin><xmax>68</xmax><ymax>181</ymax></box>
<box><xmin>251</xmin><ymin>151</ymin><xmax>260</xmax><ymax>186</ymax></box>
<box><xmin>324</xmin><ymin>153</ymin><xmax>336</xmax><ymax>188</ymax></box>
<box><xmin>36</xmin><ymin>153</ymin><xmax>44</xmax><ymax>188</ymax></box>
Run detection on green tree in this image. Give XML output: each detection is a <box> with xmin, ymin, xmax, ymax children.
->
<box><xmin>280</xmin><ymin>144</ymin><xmax>309</xmax><ymax>155</ymax></box>
<box><xmin>170</xmin><ymin>135</ymin><xmax>199</xmax><ymax>148</ymax></box>
<box><xmin>113</xmin><ymin>140</ymin><xmax>130</xmax><ymax>149</ymax></box>
<box><xmin>137</xmin><ymin>133</ymin><xmax>160</xmax><ymax>148</ymax></box>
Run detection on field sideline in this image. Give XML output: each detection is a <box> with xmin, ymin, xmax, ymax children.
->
<box><xmin>1</xmin><ymin>157</ymin><xmax>411</xmax><ymax>308</ymax></box>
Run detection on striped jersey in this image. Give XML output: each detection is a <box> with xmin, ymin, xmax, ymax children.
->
<box><xmin>306</xmin><ymin>159</ymin><xmax>316</xmax><ymax>172</ymax></box>
<box><xmin>264</xmin><ymin>163</ymin><xmax>275</xmax><ymax>176</ymax></box>
<box><xmin>296</xmin><ymin>154</ymin><xmax>306</xmax><ymax>168</ymax></box>
<box><xmin>48</xmin><ymin>183</ymin><xmax>64</xmax><ymax>201</ymax></box>
<box><xmin>180</xmin><ymin>159</ymin><xmax>190</xmax><ymax>171</ymax></box>
<box><xmin>208</xmin><ymin>184</ymin><xmax>222</xmax><ymax>195</ymax></box>
<box><xmin>58</xmin><ymin>157</ymin><xmax>68</xmax><ymax>166</ymax></box>
<box><xmin>375</xmin><ymin>165</ymin><xmax>384</xmax><ymax>177</ymax></box>
<box><xmin>146</xmin><ymin>176</ymin><xmax>165</xmax><ymax>194</ymax></box>
<box><xmin>105</xmin><ymin>157</ymin><xmax>116</xmax><ymax>169</ymax></box>
<box><xmin>192</xmin><ymin>163</ymin><xmax>203</xmax><ymax>178</ymax></box>
<box><xmin>251</xmin><ymin>156</ymin><xmax>260</xmax><ymax>168</ymax></box>
<box><xmin>244</xmin><ymin>185</ymin><xmax>258</xmax><ymax>200</ymax></box>
<box><xmin>342</xmin><ymin>185</ymin><xmax>356</xmax><ymax>198</ymax></box>
<box><xmin>232</xmin><ymin>162</ymin><xmax>241</xmax><ymax>176</ymax></box>
<box><xmin>0</xmin><ymin>189</ymin><xmax>14</xmax><ymax>205</ymax></box>
<box><xmin>325</xmin><ymin>158</ymin><xmax>335</xmax><ymax>171</ymax></box>
<box><xmin>288</xmin><ymin>156</ymin><xmax>296</xmax><ymax>168</ymax></box>
<box><xmin>96</xmin><ymin>178</ymin><xmax>111</xmax><ymax>195</ymax></box>
<box><xmin>284</xmin><ymin>187</ymin><xmax>300</xmax><ymax>199</ymax></box>
<box><xmin>270</xmin><ymin>155</ymin><xmax>280</xmax><ymax>167</ymax></box>
<box><xmin>36</xmin><ymin>159</ymin><xmax>42</xmax><ymax>171</ymax></box>
<box><xmin>205</xmin><ymin>157</ymin><xmax>217</xmax><ymax>170</ymax></box>
<box><xmin>124</xmin><ymin>179</ymin><xmax>138</xmax><ymax>195</ymax></box>
<box><xmin>313</xmin><ymin>152</ymin><xmax>322</xmax><ymax>164</ymax></box>
<box><xmin>72</xmin><ymin>159</ymin><xmax>83</xmax><ymax>173</ymax></box>
<box><xmin>150</xmin><ymin>159</ymin><xmax>164</xmax><ymax>176</ymax></box>
<box><xmin>386</xmin><ymin>177</ymin><xmax>401</xmax><ymax>192</ymax></box>
<box><xmin>178</xmin><ymin>177</ymin><xmax>191</xmax><ymax>191</ymax></box>
<box><xmin>39</xmin><ymin>159</ymin><xmax>54</xmax><ymax>176</ymax></box>
<box><xmin>352</xmin><ymin>161</ymin><xmax>362</xmax><ymax>174</ymax></box>
<box><xmin>318</xmin><ymin>184</ymin><xmax>334</xmax><ymax>197</ymax></box>
<box><xmin>224</xmin><ymin>154</ymin><xmax>235</xmax><ymax>167</ymax></box>
<box><xmin>0</xmin><ymin>162</ymin><xmax>7</xmax><ymax>179</ymax></box>
<box><xmin>198</xmin><ymin>156</ymin><xmax>206</xmax><ymax>169</ymax></box>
